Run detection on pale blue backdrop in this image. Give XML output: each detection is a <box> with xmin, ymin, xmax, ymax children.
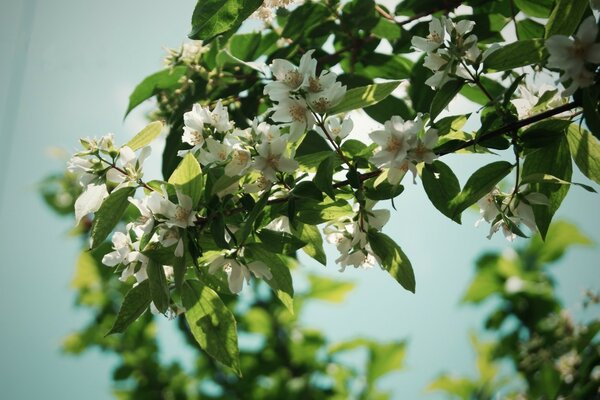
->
<box><xmin>0</xmin><ymin>1</ymin><xmax>598</xmax><ymax>399</ymax></box>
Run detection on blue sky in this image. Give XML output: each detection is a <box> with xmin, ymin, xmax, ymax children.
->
<box><xmin>0</xmin><ymin>1</ymin><xmax>598</xmax><ymax>398</ymax></box>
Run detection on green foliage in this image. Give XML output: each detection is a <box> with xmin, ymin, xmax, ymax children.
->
<box><xmin>90</xmin><ymin>187</ymin><xmax>136</xmax><ymax>248</ymax></box>
<box><xmin>168</xmin><ymin>152</ymin><xmax>204</xmax><ymax>206</ymax></box>
<box><xmin>368</xmin><ymin>231</ymin><xmax>416</xmax><ymax>293</ymax></box>
<box><xmin>484</xmin><ymin>39</ymin><xmax>548</xmax><ymax>71</ymax></box>
<box><xmin>422</xmin><ymin>160</ymin><xmax>462</xmax><ymax>223</ymax></box>
<box><xmin>545</xmin><ymin>0</ymin><xmax>589</xmax><ymax>37</ymax></box>
<box><xmin>125</xmin><ymin>67</ymin><xmax>187</xmax><ymax>116</ymax></box>
<box><xmin>107</xmin><ymin>280</ymin><xmax>152</xmax><ymax>335</ymax></box>
<box><xmin>567</xmin><ymin>124</ymin><xmax>600</xmax><ymax>185</ymax></box>
<box><xmin>182</xmin><ymin>280</ymin><xmax>242</xmax><ymax>375</ymax></box>
<box><xmin>329</xmin><ymin>81</ymin><xmax>401</xmax><ymax>115</ymax></box>
<box><xmin>189</xmin><ymin>0</ymin><xmax>263</xmax><ymax>41</ymax></box>
<box><xmin>126</xmin><ymin>121</ymin><xmax>164</xmax><ymax>151</ymax></box>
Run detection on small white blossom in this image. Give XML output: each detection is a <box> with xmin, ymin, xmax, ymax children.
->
<box><xmin>253</xmin><ymin>136</ymin><xmax>298</xmax><ymax>181</ymax></box>
<box><xmin>411</xmin><ymin>17</ymin><xmax>446</xmax><ymax>52</ymax></box>
<box><xmin>208</xmin><ymin>255</ymin><xmax>272</xmax><ymax>293</ymax></box>
<box><xmin>546</xmin><ymin>16</ymin><xmax>600</xmax><ymax>96</ymax></box>
<box><xmin>74</xmin><ymin>183</ymin><xmax>109</xmax><ymax>224</ymax></box>
<box><xmin>315</xmin><ymin>117</ymin><xmax>353</xmax><ymax>141</ymax></box>
<box><xmin>270</xmin><ymin>98</ymin><xmax>315</xmax><ymax>140</ymax></box>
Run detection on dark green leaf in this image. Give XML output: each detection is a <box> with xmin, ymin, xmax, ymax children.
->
<box><xmin>282</xmin><ymin>2</ymin><xmax>331</xmax><ymax>40</ymax></box>
<box><xmin>90</xmin><ymin>187</ymin><xmax>136</xmax><ymax>248</ymax></box>
<box><xmin>237</xmin><ymin>190</ymin><xmax>270</xmax><ymax>245</ymax></box>
<box><xmin>257</xmin><ymin>229</ymin><xmax>307</xmax><ymax>254</ymax></box>
<box><xmin>519</xmin><ymin>119</ymin><xmax>571</xmax><ymax>149</ymax></box>
<box><xmin>450</xmin><ymin>161</ymin><xmax>514</xmax><ymax>218</ymax></box>
<box><xmin>364</xmin><ymin>95</ymin><xmax>414</xmax><ymax>122</ymax></box>
<box><xmin>517</xmin><ymin>19</ymin><xmax>545</xmax><ymax>39</ymax></box>
<box><xmin>364</xmin><ymin>181</ymin><xmax>404</xmax><ymax>200</ymax></box>
<box><xmin>460</xmin><ymin>76</ymin><xmax>505</xmax><ymax>105</ymax></box>
<box><xmin>125</xmin><ymin>67</ymin><xmax>187</xmax><ymax>116</ymax></box>
<box><xmin>314</xmin><ymin>153</ymin><xmax>337</xmax><ymax>199</ymax></box>
<box><xmin>582</xmin><ymin>87</ymin><xmax>600</xmax><ymax>138</ymax></box>
<box><xmin>422</xmin><ymin>161</ymin><xmax>462</xmax><ymax>223</ymax></box>
<box><xmin>329</xmin><ymin>81</ymin><xmax>401</xmax><ymax>115</ymax></box>
<box><xmin>147</xmin><ymin>259</ymin><xmax>170</xmax><ymax>314</ymax></box>
<box><xmin>189</xmin><ymin>0</ymin><xmax>263</xmax><ymax>41</ymax></box>
<box><xmin>295</xmin><ymin>130</ymin><xmax>333</xmax><ymax>169</ymax></box>
<box><xmin>372</xmin><ymin>18</ymin><xmax>402</xmax><ymax>40</ymax></box>
<box><xmin>291</xmin><ymin>222</ymin><xmax>327</xmax><ymax>265</ymax></box>
<box><xmin>295</xmin><ymin>199</ymin><xmax>353</xmax><ymax>224</ymax></box>
<box><xmin>107</xmin><ymin>280</ymin><xmax>151</xmax><ymax>335</ymax></box>
<box><xmin>483</xmin><ymin>39</ymin><xmax>548</xmax><ymax>71</ymax></box>
<box><xmin>522</xmin><ymin>134</ymin><xmax>572</xmax><ymax>239</ymax></box>
<box><xmin>514</xmin><ymin>0</ymin><xmax>554</xmax><ymax>18</ymax></box>
<box><xmin>182</xmin><ymin>280</ymin><xmax>241</xmax><ymax>375</ymax></box>
<box><xmin>245</xmin><ymin>244</ymin><xmax>295</xmax><ymax>313</ymax></box>
<box><xmin>566</xmin><ymin>124</ymin><xmax>600</xmax><ymax>185</ymax></box>
<box><xmin>368</xmin><ymin>231</ymin><xmax>415</xmax><ymax>293</ymax></box>
<box><xmin>545</xmin><ymin>0</ymin><xmax>589</xmax><ymax>38</ymax></box>
<box><xmin>430</xmin><ymin>80</ymin><xmax>464</xmax><ymax>121</ymax></box>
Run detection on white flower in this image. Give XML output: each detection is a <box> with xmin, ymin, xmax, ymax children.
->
<box><xmin>128</xmin><ymin>195</ymin><xmax>155</xmax><ymax>236</ymax></box>
<box><xmin>315</xmin><ymin>117</ymin><xmax>353</xmax><ymax>141</ymax></box>
<box><xmin>408</xmin><ymin>128</ymin><xmax>438</xmax><ymax>164</ymax></box>
<box><xmin>74</xmin><ymin>183</ymin><xmax>109</xmax><ymax>224</ymax></box>
<box><xmin>504</xmin><ymin>276</ymin><xmax>525</xmax><ymax>294</ymax></box>
<box><xmin>475</xmin><ymin>187</ymin><xmax>501</xmax><ymax>227</ymax></box>
<box><xmin>208</xmin><ymin>255</ymin><xmax>273</xmax><ymax>293</ymax></box>
<box><xmin>106</xmin><ymin>146</ymin><xmax>151</xmax><ymax>189</ymax></box>
<box><xmin>67</xmin><ymin>155</ymin><xmax>96</xmax><ymax>187</ymax></box>
<box><xmin>264</xmin><ymin>216</ymin><xmax>291</xmax><ymax>233</ymax></box>
<box><xmin>147</xmin><ymin>188</ymin><xmax>196</xmax><ymax>229</ymax></box>
<box><xmin>369</xmin><ymin>116</ymin><xmax>421</xmax><ymax>168</ymax></box>
<box><xmin>253</xmin><ymin>136</ymin><xmax>299</xmax><ymax>181</ymax></box>
<box><xmin>307</xmin><ymin>81</ymin><xmax>346</xmax><ymax>114</ymax></box>
<box><xmin>271</xmin><ymin>98</ymin><xmax>315</xmax><ymax>140</ymax></box>
<box><xmin>387</xmin><ymin>158</ymin><xmax>418</xmax><ymax>185</ymax></box>
<box><xmin>225</xmin><ymin>147</ymin><xmax>252</xmax><ymax>177</ymax></box>
<box><xmin>265</xmin><ymin>50</ymin><xmax>317</xmax><ymax>99</ymax></box>
<box><xmin>198</xmin><ymin>137</ymin><xmax>232</xmax><ymax>166</ymax></box>
<box><xmin>411</xmin><ymin>17</ymin><xmax>445</xmax><ymax>52</ymax></box>
<box><xmin>181</xmin><ymin>40</ymin><xmax>206</xmax><ymax>62</ymax></box>
<box><xmin>102</xmin><ymin>231</ymin><xmax>149</xmax><ymax>282</ymax></box>
<box><xmin>155</xmin><ymin>225</ymin><xmax>185</xmax><ymax>257</ymax></box>
<box><xmin>546</xmin><ymin>16</ymin><xmax>600</xmax><ymax>95</ymax></box>
<box><xmin>511</xmin><ymin>84</ymin><xmax>563</xmax><ymax>119</ymax></box>
<box><xmin>209</xmin><ymin>100</ymin><xmax>235</xmax><ymax>132</ymax></box>
<box><xmin>336</xmin><ymin>248</ymin><xmax>377</xmax><ymax>272</ymax></box>
<box><xmin>307</xmin><ymin>70</ymin><xmax>339</xmax><ymax>93</ymax></box>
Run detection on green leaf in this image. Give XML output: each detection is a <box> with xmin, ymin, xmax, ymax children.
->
<box><xmin>582</xmin><ymin>87</ymin><xmax>600</xmax><ymax>138</ymax></box>
<box><xmin>90</xmin><ymin>187</ymin><xmax>136</xmax><ymax>248</ymax></box>
<box><xmin>237</xmin><ymin>189</ymin><xmax>270</xmax><ymax>245</ymax></box>
<box><xmin>355</xmin><ymin>54</ymin><xmax>413</xmax><ymax>80</ymax></box>
<box><xmin>545</xmin><ymin>0</ymin><xmax>589</xmax><ymax>38</ymax></box>
<box><xmin>257</xmin><ymin>229</ymin><xmax>307</xmax><ymax>254</ymax></box>
<box><xmin>281</xmin><ymin>2</ymin><xmax>331</xmax><ymax>40</ymax></box>
<box><xmin>168</xmin><ymin>153</ymin><xmax>203</xmax><ymax>207</ymax></box>
<box><xmin>528</xmin><ymin>220</ymin><xmax>593</xmax><ymax>264</ymax></box>
<box><xmin>520</xmin><ymin>173</ymin><xmax>596</xmax><ymax>192</ymax></box>
<box><xmin>306</xmin><ymin>275</ymin><xmax>355</xmax><ymax>302</ymax></box>
<box><xmin>189</xmin><ymin>0</ymin><xmax>263</xmax><ymax>41</ymax></box>
<box><xmin>517</xmin><ymin>19</ymin><xmax>546</xmax><ymax>40</ymax></box>
<box><xmin>291</xmin><ymin>222</ymin><xmax>327</xmax><ymax>265</ymax></box>
<box><xmin>368</xmin><ymin>231</ymin><xmax>416</xmax><ymax>293</ymax></box>
<box><xmin>107</xmin><ymin>280</ymin><xmax>151</xmax><ymax>335</ymax></box>
<box><xmin>314</xmin><ymin>153</ymin><xmax>336</xmax><ymax>199</ymax></box>
<box><xmin>522</xmin><ymin>134</ymin><xmax>572</xmax><ymax>239</ymax></box>
<box><xmin>146</xmin><ymin>259</ymin><xmax>170</xmax><ymax>314</ymax></box>
<box><xmin>483</xmin><ymin>39</ymin><xmax>548</xmax><ymax>71</ymax></box>
<box><xmin>295</xmin><ymin>199</ymin><xmax>353</xmax><ymax>225</ymax></box>
<box><xmin>366</xmin><ymin>341</ymin><xmax>407</xmax><ymax>386</ymax></box>
<box><xmin>514</xmin><ymin>0</ymin><xmax>554</xmax><ymax>18</ymax></box>
<box><xmin>182</xmin><ymin>280</ymin><xmax>241</xmax><ymax>375</ymax></box>
<box><xmin>450</xmin><ymin>161</ymin><xmax>514</xmax><ymax>218</ymax></box>
<box><xmin>364</xmin><ymin>181</ymin><xmax>404</xmax><ymax>200</ymax></box>
<box><xmin>245</xmin><ymin>244</ymin><xmax>295</xmax><ymax>313</ymax></box>
<box><xmin>460</xmin><ymin>76</ymin><xmax>505</xmax><ymax>105</ymax></box>
<box><xmin>422</xmin><ymin>161</ymin><xmax>462</xmax><ymax>223</ymax></box>
<box><xmin>364</xmin><ymin>95</ymin><xmax>414</xmax><ymax>123</ymax></box>
<box><xmin>295</xmin><ymin>130</ymin><xmax>333</xmax><ymax>169</ymax></box>
<box><xmin>372</xmin><ymin>18</ymin><xmax>402</xmax><ymax>40</ymax></box>
<box><xmin>566</xmin><ymin>124</ymin><xmax>600</xmax><ymax>185</ymax></box>
<box><xmin>430</xmin><ymin>80</ymin><xmax>464</xmax><ymax>120</ymax></box>
<box><xmin>329</xmin><ymin>81</ymin><xmax>401</xmax><ymax>115</ymax></box>
<box><xmin>125</xmin><ymin>67</ymin><xmax>187</xmax><ymax>116</ymax></box>
<box><xmin>519</xmin><ymin>119</ymin><xmax>571</xmax><ymax>149</ymax></box>
<box><xmin>126</xmin><ymin>121</ymin><xmax>164</xmax><ymax>151</ymax></box>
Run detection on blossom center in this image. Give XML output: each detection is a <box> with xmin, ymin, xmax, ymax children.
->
<box><xmin>284</xmin><ymin>70</ymin><xmax>303</xmax><ymax>88</ymax></box>
<box><xmin>174</xmin><ymin>206</ymin><xmax>189</xmax><ymax>222</ymax></box>
<box><xmin>289</xmin><ymin>104</ymin><xmax>307</xmax><ymax>122</ymax></box>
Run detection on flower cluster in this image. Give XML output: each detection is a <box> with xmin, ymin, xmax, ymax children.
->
<box><xmin>253</xmin><ymin>0</ymin><xmax>298</xmax><ymax>22</ymax></box>
<box><xmin>67</xmin><ymin>134</ymin><xmax>151</xmax><ymax>223</ymax></box>
<box><xmin>179</xmin><ymin>101</ymin><xmax>299</xmax><ymax>184</ymax></box>
<box><xmin>412</xmin><ymin>17</ymin><xmax>482</xmax><ymax>88</ymax></box>
<box><xmin>546</xmin><ymin>16</ymin><xmax>600</xmax><ymax>97</ymax></box>
<box><xmin>206</xmin><ymin>252</ymin><xmax>273</xmax><ymax>293</ymax></box>
<box><xmin>324</xmin><ymin>202</ymin><xmax>390</xmax><ymax>272</ymax></box>
<box><xmin>475</xmin><ymin>186</ymin><xmax>547</xmax><ymax>241</ymax></box>
<box><xmin>369</xmin><ymin>114</ymin><xmax>438</xmax><ymax>185</ymax></box>
<box><xmin>264</xmin><ymin>50</ymin><xmax>347</xmax><ymax>139</ymax></box>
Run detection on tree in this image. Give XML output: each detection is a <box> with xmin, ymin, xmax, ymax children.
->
<box><xmin>43</xmin><ymin>0</ymin><xmax>600</xmax><ymax>390</ymax></box>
